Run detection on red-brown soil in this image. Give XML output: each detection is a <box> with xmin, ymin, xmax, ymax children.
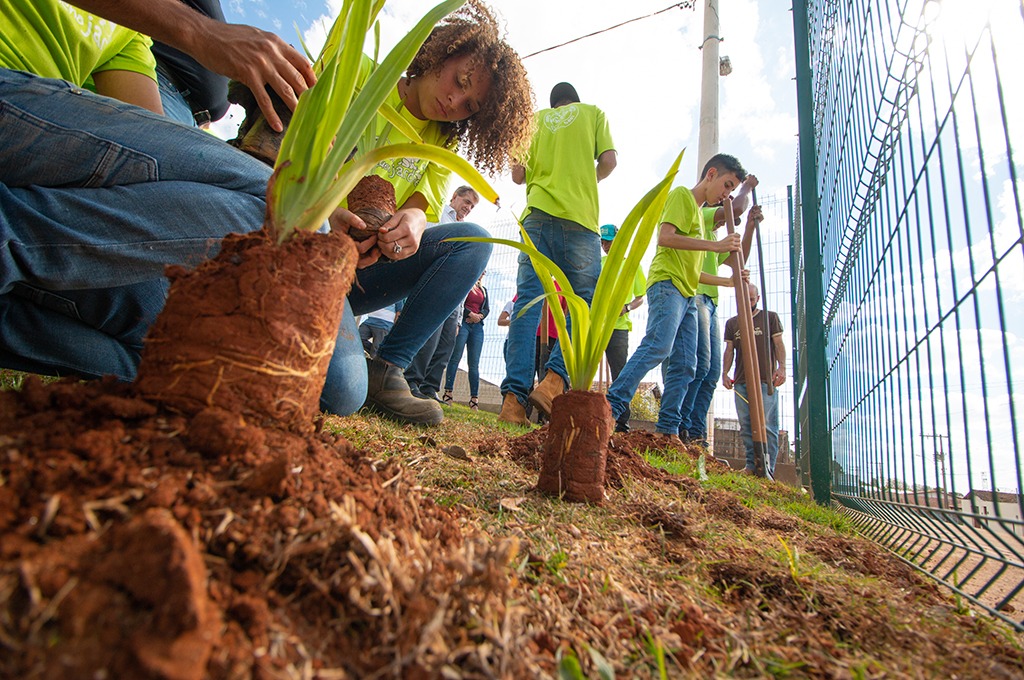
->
<box><xmin>135</xmin><ymin>228</ymin><xmax>357</xmax><ymax>435</ymax></box>
<box><xmin>0</xmin><ymin>378</ymin><xmax>523</xmax><ymax>678</ymax></box>
<box><xmin>346</xmin><ymin>174</ymin><xmax>396</xmax><ymax>241</ymax></box>
<box><xmin>3</xmin><ymin>384</ymin><xmax>1023</xmax><ymax>678</ymax></box>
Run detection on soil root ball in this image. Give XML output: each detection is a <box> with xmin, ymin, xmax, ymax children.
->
<box><xmin>537</xmin><ymin>390</ymin><xmax>613</xmax><ymax>503</ymax></box>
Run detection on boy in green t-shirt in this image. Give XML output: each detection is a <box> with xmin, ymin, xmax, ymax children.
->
<box><xmin>677</xmin><ymin>176</ymin><xmax>762</xmax><ymax>446</ymax></box>
<box><xmin>606</xmin><ymin>154</ymin><xmax>747</xmax><ymax>441</ymax></box>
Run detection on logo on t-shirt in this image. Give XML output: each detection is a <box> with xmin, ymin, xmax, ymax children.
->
<box><xmin>544</xmin><ymin>105</ymin><xmax>579</xmax><ymax>132</ymax></box>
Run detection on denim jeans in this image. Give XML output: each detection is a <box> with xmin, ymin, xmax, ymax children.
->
<box><xmin>735</xmin><ymin>382</ymin><xmax>780</xmax><ymax>474</ymax></box>
<box><xmin>605</xmin><ymin>328</ymin><xmax>631</xmax><ymax>426</ymax></box>
<box><xmin>358</xmin><ymin>319</ymin><xmax>393</xmax><ymax>357</ymax></box>
<box><xmin>678</xmin><ymin>294</ymin><xmax>720</xmax><ymax>439</ymax></box>
<box><xmin>500</xmin><ymin>210</ymin><xmax>601</xmax><ymax>403</ymax></box>
<box><xmin>0</xmin><ymin>69</ymin><xmax>269</xmax><ymax>379</ymax></box>
<box><xmin>444</xmin><ymin>320</ymin><xmax>484</xmax><ymax>395</ymax></box>
<box><xmin>606</xmin><ymin>281</ymin><xmax>698</xmax><ymax>434</ymax></box>
<box><xmin>405</xmin><ymin>308</ymin><xmax>458</xmax><ymax>394</ymax></box>
<box><xmin>320</xmin><ymin>222</ymin><xmax>491</xmax><ymax>415</ymax></box>
<box><xmin>156</xmin><ymin>65</ymin><xmax>196</xmax><ymax>127</ymax></box>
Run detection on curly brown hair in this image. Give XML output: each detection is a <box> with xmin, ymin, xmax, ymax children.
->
<box><xmin>406</xmin><ymin>0</ymin><xmax>534</xmax><ymax>177</ymax></box>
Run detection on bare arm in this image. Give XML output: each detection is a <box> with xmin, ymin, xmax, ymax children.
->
<box><xmin>706</xmin><ymin>174</ymin><xmax>758</xmax><ymax>226</ymax></box>
<box><xmin>657</xmin><ymin>223</ymin><xmax>741</xmax><ymax>252</ymax></box>
<box><xmin>511</xmin><ymin>163</ymin><xmax>526</xmax><ymax>185</ymax></box>
<box><xmin>497</xmin><ymin>311</ymin><xmax>511</xmax><ymax>327</ymax></box>
<box><xmin>722</xmin><ymin>339</ymin><xmax>736</xmax><ymax>389</ymax></box>
<box><xmin>698</xmin><ymin>272</ymin><xmax>734</xmax><ymax>287</ymax></box>
<box><xmin>771</xmin><ymin>333</ymin><xmax>787</xmax><ymax>387</ymax></box>
<box><xmin>92</xmin><ymin>70</ymin><xmax>163</xmax><ymax>114</ymax></box>
<box><xmin>741</xmin><ymin>204</ymin><xmax>763</xmax><ymax>261</ymax></box>
<box><xmin>596</xmin><ymin>149</ymin><xmax>617</xmax><ymax>181</ymax></box>
<box><xmin>620</xmin><ymin>294</ymin><xmax>644</xmax><ymax>317</ymax></box>
<box><xmin>69</xmin><ymin>0</ymin><xmax>316</xmax><ymax>131</ymax></box>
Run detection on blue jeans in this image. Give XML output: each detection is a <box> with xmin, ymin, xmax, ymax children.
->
<box><xmin>500</xmin><ymin>210</ymin><xmax>601</xmax><ymax>403</ymax></box>
<box><xmin>320</xmin><ymin>222</ymin><xmax>491</xmax><ymax>415</ymax></box>
<box><xmin>678</xmin><ymin>294</ymin><xmax>720</xmax><ymax>439</ymax></box>
<box><xmin>405</xmin><ymin>308</ymin><xmax>458</xmax><ymax>394</ymax></box>
<box><xmin>606</xmin><ymin>281</ymin><xmax>698</xmax><ymax>434</ymax></box>
<box><xmin>0</xmin><ymin>69</ymin><xmax>269</xmax><ymax>378</ymax></box>
<box><xmin>444</xmin><ymin>320</ymin><xmax>484</xmax><ymax>395</ymax></box>
<box><xmin>156</xmin><ymin>65</ymin><xmax>196</xmax><ymax>127</ymax></box>
<box><xmin>735</xmin><ymin>382</ymin><xmax>780</xmax><ymax>473</ymax></box>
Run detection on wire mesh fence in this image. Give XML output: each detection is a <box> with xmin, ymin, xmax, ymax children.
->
<box><xmin>793</xmin><ymin>0</ymin><xmax>1024</xmax><ymax>629</ymax></box>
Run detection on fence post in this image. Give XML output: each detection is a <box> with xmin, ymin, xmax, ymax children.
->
<box><xmin>792</xmin><ymin>0</ymin><xmax>832</xmax><ymax>505</ymax></box>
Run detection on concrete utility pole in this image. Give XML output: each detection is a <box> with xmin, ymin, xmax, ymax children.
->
<box><xmin>697</xmin><ymin>0</ymin><xmax>722</xmax><ymax>172</ymax></box>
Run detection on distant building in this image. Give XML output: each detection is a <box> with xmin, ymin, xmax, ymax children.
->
<box><xmin>960</xmin><ymin>491</ymin><xmax>1024</xmax><ymax>537</ymax></box>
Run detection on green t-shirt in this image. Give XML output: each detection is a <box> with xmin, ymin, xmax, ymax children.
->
<box><xmin>522</xmin><ymin>103</ymin><xmax>615</xmax><ymax>233</ymax></box>
<box><xmin>601</xmin><ymin>253</ymin><xmax>647</xmax><ymax>331</ymax></box>
<box><xmin>0</xmin><ymin>1</ymin><xmax>155</xmax><ymax>85</ymax></box>
<box><xmin>696</xmin><ymin>205</ymin><xmax>730</xmax><ymax>302</ymax></box>
<box><xmin>343</xmin><ymin>56</ymin><xmax>452</xmax><ymax>222</ymax></box>
<box><xmin>646</xmin><ymin>186</ymin><xmax>706</xmax><ymax>298</ymax></box>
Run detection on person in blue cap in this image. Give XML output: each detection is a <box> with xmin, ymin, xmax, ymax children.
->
<box><xmin>599</xmin><ymin>223</ymin><xmax>646</xmax><ymax>432</ymax></box>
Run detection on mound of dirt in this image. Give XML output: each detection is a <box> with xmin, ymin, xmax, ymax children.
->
<box><xmin>0</xmin><ymin>377</ymin><xmax>526</xmax><ymax>678</ymax></box>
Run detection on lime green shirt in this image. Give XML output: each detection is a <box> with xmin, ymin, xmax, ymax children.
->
<box><xmin>343</xmin><ymin>56</ymin><xmax>453</xmax><ymax>222</ymax></box>
<box><xmin>522</xmin><ymin>103</ymin><xmax>615</xmax><ymax>233</ymax></box>
<box><xmin>646</xmin><ymin>186</ymin><xmax>706</xmax><ymax>298</ymax></box>
<box><xmin>696</xmin><ymin>206</ymin><xmax>730</xmax><ymax>302</ymax></box>
<box><xmin>601</xmin><ymin>254</ymin><xmax>647</xmax><ymax>331</ymax></box>
<box><xmin>0</xmin><ymin>1</ymin><xmax>155</xmax><ymax>85</ymax></box>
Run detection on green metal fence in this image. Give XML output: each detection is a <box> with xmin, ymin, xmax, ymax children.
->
<box><xmin>792</xmin><ymin>0</ymin><xmax>1024</xmax><ymax>630</ymax></box>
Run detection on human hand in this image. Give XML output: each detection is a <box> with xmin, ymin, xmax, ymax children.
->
<box><xmin>194</xmin><ymin>23</ymin><xmax>316</xmax><ymax>132</ymax></box>
<box><xmin>722</xmin><ymin>375</ymin><xmax>734</xmax><ymax>390</ymax></box>
<box><xmin>773</xmin><ymin>367</ymin><xmax>786</xmax><ymax>387</ymax></box>
<box><xmin>715</xmin><ymin>233</ymin><xmax>742</xmax><ymax>253</ymax></box>
<box><xmin>743</xmin><ymin>175</ymin><xmax>759</xmax><ymax>190</ymax></box>
<box><xmin>745</xmin><ymin>205</ymin><xmax>764</xmax><ymax>230</ymax></box>
<box><xmin>377</xmin><ymin>208</ymin><xmax>427</xmax><ymax>262</ymax></box>
<box><xmin>329</xmin><ymin>208</ymin><xmax>381</xmax><ymax>268</ymax></box>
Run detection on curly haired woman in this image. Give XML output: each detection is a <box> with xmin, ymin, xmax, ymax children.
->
<box><xmin>322</xmin><ymin>0</ymin><xmax>535</xmax><ymax>425</ymax></box>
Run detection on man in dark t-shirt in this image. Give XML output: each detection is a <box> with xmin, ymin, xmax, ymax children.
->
<box><xmin>722</xmin><ymin>284</ymin><xmax>786</xmax><ymax>473</ymax></box>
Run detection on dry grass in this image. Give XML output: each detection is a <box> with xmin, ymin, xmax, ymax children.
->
<box><xmin>321</xmin><ymin>404</ymin><xmax>1023</xmax><ymax>678</ymax></box>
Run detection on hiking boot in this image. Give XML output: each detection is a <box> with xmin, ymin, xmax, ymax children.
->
<box><xmin>528</xmin><ymin>370</ymin><xmax>565</xmax><ymax>417</ymax></box>
<box><xmin>498</xmin><ymin>392</ymin><xmax>529</xmax><ymax>426</ymax></box>
<box><xmin>654</xmin><ymin>432</ymin><xmax>684</xmax><ymax>449</ymax></box>
<box><xmin>363</xmin><ymin>356</ymin><xmax>443</xmax><ymax>425</ymax></box>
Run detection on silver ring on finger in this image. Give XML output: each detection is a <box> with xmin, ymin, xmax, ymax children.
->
<box><xmin>392</xmin><ymin>243</ymin><xmax>402</xmax><ymax>255</ymax></box>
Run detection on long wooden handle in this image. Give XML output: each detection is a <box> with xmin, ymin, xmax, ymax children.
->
<box><xmin>724</xmin><ymin>199</ymin><xmax>768</xmax><ymax>476</ymax></box>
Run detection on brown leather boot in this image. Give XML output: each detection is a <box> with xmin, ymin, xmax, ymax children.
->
<box><xmin>363</xmin><ymin>356</ymin><xmax>443</xmax><ymax>425</ymax></box>
<box><xmin>528</xmin><ymin>369</ymin><xmax>566</xmax><ymax>417</ymax></box>
<box><xmin>498</xmin><ymin>392</ymin><xmax>529</xmax><ymax>426</ymax></box>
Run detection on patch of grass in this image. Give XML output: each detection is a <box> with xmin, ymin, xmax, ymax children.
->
<box><xmin>643</xmin><ymin>449</ymin><xmax>697</xmax><ymax>477</ymax></box>
<box><xmin>780</xmin><ymin>500</ymin><xmax>854</xmax><ymax>533</ymax></box>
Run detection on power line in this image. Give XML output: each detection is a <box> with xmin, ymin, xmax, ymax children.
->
<box><xmin>522</xmin><ymin>2</ymin><xmax>696</xmax><ymax>60</ymax></box>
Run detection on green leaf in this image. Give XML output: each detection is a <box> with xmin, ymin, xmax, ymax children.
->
<box><xmin>557</xmin><ymin>649</ymin><xmax>585</xmax><ymax>680</ymax></box>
